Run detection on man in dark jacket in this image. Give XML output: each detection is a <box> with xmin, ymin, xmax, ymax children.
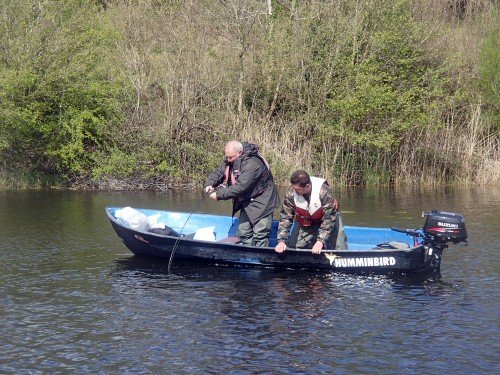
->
<box><xmin>204</xmin><ymin>141</ymin><xmax>280</xmax><ymax>247</ymax></box>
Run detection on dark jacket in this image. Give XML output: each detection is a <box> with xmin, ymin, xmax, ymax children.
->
<box><xmin>205</xmin><ymin>143</ymin><xmax>280</xmax><ymax>225</ymax></box>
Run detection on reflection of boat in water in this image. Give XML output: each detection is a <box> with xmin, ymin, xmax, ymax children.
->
<box><xmin>106</xmin><ymin>207</ymin><xmax>467</xmax><ymax>275</ymax></box>
<box><xmin>113</xmin><ymin>257</ymin><xmax>311</xmax><ymax>284</ymax></box>
<box><xmin>113</xmin><ymin>257</ymin><xmax>444</xmax><ymax>288</ymax></box>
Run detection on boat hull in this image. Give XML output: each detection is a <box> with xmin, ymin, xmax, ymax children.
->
<box><xmin>107</xmin><ymin>208</ymin><xmax>440</xmax><ymax>274</ymax></box>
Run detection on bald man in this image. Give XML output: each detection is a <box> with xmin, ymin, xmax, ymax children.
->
<box><xmin>205</xmin><ymin>141</ymin><xmax>280</xmax><ymax>247</ymax></box>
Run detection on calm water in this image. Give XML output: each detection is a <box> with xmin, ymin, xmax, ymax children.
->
<box><xmin>0</xmin><ymin>187</ymin><xmax>498</xmax><ymax>374</ymax></box>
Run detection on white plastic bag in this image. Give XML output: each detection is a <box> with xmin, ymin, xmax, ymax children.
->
<box><xmin>115</xmin><ymin>207</ymin><xmax>149</xmax><ymax>232</ymax></box>
<box><xmin>147</xmin><ymin>213</ymin><xmax>166</xmax><ymax>230</ymax></box>
<box><xmin>193</xmin><ymin>226</ymin><xmax>216</xmax><ymax>241</ymax></box>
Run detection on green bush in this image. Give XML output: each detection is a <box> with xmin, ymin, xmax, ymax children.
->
<box><xmin>0</xmin><ymin>0</ymin><xmax>127</xmax><ymax>178</ymax></box>
<box><xmin>92</xmin><ymin>148</ymin><xmax>138</xmax><ymax>180</ymax></box>
<box><xmin>320</xmin><ymin>1</ymin><xmax>448</xmax><ymax>182</ymax></box>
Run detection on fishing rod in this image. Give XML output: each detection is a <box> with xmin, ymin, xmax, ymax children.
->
<box><xmin>167</xmin><ymin>189</ymin><xmax>211</xmax><ymax>273</ymax></box>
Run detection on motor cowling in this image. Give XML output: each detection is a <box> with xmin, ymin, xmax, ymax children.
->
<box><xmin>422</xmin><ymin>209</ymin><xmax>467</xmax><ymax>244</ymax></box>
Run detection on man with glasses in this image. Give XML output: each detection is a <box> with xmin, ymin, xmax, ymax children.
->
<box><xmin>205</xmin><ymin>141</ymin><xmax>280</xmax><ymax>247</ymax></box>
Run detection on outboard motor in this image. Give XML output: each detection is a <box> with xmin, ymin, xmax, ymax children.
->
<box><xmin>422</xmin><ymin>209</ymin><xmax>467</xmax><ymax>245</ymax></box>
<box><xmin>392</xmin><ymin>209</ymin><xmax>467</xmax><ymax>271</ymax></box>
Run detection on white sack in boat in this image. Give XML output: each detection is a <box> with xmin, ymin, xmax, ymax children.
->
<box><xmin>193</xmin><ymin>226</ymin><xmax>216</xmax><ymax>241</ymax></box>
<box><xmin>147</xmin><ymin>213</ymin><xmax>166</xmax><ymax>229</ymax></box>
<box><xmin>115</xmin><ymin>207</ymin><xmax>149</xmax><ymax>232</ymax></box>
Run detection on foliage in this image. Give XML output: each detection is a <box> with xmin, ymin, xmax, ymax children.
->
<box><xmin>478</xmin><ymin>22</ymin><xmax>500</xmax><ymax>131</ymax></box>
<box><xmin>319</xmin><ymin>1</ymin><xmax>448</xmax><ymax>182</ymax></box>
<box><xmin>92</xmin><ymin>148</ymin><xmax>139</xmax><ymax>180</ymax></box>
<box><xmin>0</xmin><ymin>0</ymin><xmax>127</xmax><ymax>178</ymax></box>
<box><xmin>0</xmin><ymin>0</ymin><xmax>498</xmax><ymax>188</ymax></box>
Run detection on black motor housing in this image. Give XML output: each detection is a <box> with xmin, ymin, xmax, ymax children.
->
<box><xmin>422</xmin><ymin>209</ymin><xmax>467</xmax><ymax>244</ymax></box>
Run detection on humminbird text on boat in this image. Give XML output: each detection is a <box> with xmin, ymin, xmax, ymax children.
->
<box><xmin>332</xmin><ymin>257</ymin><xmax>397</xmax><ymax>268</ymax></box>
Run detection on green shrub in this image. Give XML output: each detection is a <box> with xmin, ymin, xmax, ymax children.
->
<box><xmin>92</xmin><ymin>149</ymin><xmax>138</xmax><ymax>180</ymax></box>
<box><xmin>0</xmin><ymin>0</ymin><xmax>127</xmax><ymax>178</ymax></box>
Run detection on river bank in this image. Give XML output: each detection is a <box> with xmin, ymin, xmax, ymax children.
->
<box><xmin>3</xmin><ymin>172</ymin><xmax>498</xmax><ymax>191</ymax></box>
<box><xmin>0</xmin><ymin>173</ymin><xmax>199</xmax><ymax>191</ymax></box>
<box><xmin>3</xmin><ymin>170</ymin><xmax>500</xmax><ymax>191</ymax></box>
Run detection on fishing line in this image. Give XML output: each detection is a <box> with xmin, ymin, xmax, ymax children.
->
<box><xmin>167</xmin><ymin>190</ymin><xmax>210</xmax><ymax>273</ymax></box>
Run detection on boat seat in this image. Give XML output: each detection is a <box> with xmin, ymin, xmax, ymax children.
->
<box><xmin>217</xmin><ymin>236</ymin><xmax>241</xmax><ymax>244</ymax></box>
<box><xmin>374</xmin><ymin>241</ymin><xmax>410</xmax><ymax>250</ymax></box>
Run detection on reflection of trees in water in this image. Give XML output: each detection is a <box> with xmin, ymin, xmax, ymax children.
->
<box><xmin>210</xmin><ymin>270</ymin><xmax>342</xmax><ymax>351</ymax></box>
<box><xmin>263</xmin><ymin>274</ymin><xmax>338</xmax><ymax>321</ymax></box>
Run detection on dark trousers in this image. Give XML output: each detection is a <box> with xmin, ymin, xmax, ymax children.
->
<box><xmin>236</xmin><ymin>209</ymin><xmax>273</xmax><ymax>247</ymax></box>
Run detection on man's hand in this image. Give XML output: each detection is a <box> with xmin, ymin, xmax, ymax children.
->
<box><xmin>205</xmin><ymin>186</ymin><xmax>214</xmax><ymax>193</ymax></box>
<box><xmin>209</xmin><ymin>191</ymin><xmax>218</xmax><ymax>200</ymax></box>
<box><xmin>275</xmin><ymin>242</ymin><xmax>287</xmax><ymax>253</ymax></box>
<box><xmin>311</xmin><ymin>240</ymin><xmax>324</xmax><ymax>254</ymax></box>
<box><xmin>332</xmin><ymin>198</ymin><xmax>340</xmax><ymax>211</ymax></box>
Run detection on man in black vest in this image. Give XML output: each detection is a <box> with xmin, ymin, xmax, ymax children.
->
<box><xmin>205</xmin><ymin>141</ymin><xmax>280</xmax><ymax>247</ymax></box>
